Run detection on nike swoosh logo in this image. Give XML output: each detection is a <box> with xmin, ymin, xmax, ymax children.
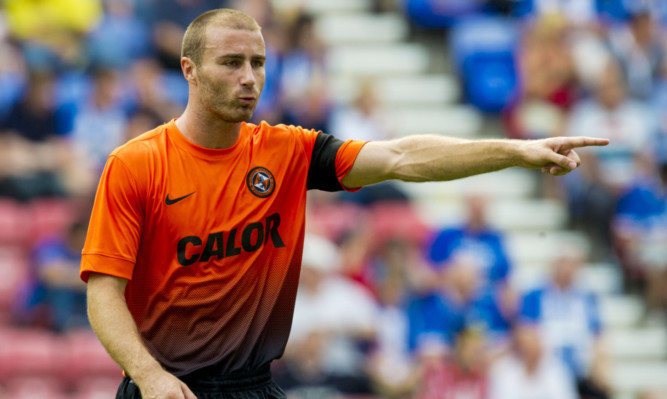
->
<box><xmin>165</xmin><ymin>191</ymin><xmax>195</xmax><ymax>205</ymax></box>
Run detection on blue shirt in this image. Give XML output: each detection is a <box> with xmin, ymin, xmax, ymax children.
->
<box><xmin>428</xmin><ymin>226</ymin><xmax>511</xmax><ymax>286</ymax></box>
<box><xmin>407</xmin><ymin>287</ymin><xmax>514</xmax><ymax>352</ymax></box>
<box><xmin>520</xmin><ymin>284</ymin><xmax>602</xmax><ymax>377</ymax></box>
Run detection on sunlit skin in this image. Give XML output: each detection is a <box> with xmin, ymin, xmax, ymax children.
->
<box><xmin>176</xmin><ymin>25</ymin><xmax>266</xmax><ymax>149</ymax></box>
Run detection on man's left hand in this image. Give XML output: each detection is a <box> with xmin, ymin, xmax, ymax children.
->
<box><xmin>519</xmin><ymin>137</ymin><xmax>610</xmax><ymax>176</ymax></box>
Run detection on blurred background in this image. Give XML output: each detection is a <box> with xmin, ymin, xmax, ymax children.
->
<box><xmin>0</xmin><ymin>0</ymin><xmax>666</xmax><ymax>398</ymax></box>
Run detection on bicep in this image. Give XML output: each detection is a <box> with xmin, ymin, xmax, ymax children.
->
<box><xmin>87</xmin><ymin>272</ymin><xmax>128</xmax><ymax>300</ymax></box>
<box><xmin>341</xmin><ymin>141</ymin><xmax>398</xmax><ymax>188</ymax></box>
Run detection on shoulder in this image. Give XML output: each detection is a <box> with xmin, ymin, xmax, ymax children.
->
<box><xmin>109</xmin><ymin>122</ymin><xmax>168</xmax><ymax>165</ymax></box>
<box><xmin>520</xmin><ymin>288</ymin><xmax>546</xmax><ymax>317</ymax></box>
<box><xmin>524</xmin><ymin>286</ymin><xmax>546</xmax><ymax>300</ymax></box>
<box><xmin>433</xmin><ymin>227</ymin><xmax>465</xmax><ymax>240</ymax></box>
<box><xmin>477</xmin><ymin>228</ymin><xmax>505</xmax><ymax>241</ymax></box>
<box><xmin>247</xmin><ymin>122</ymin><xmax>322</xmax><ymax>160</ymax></box>
<box><xmin>247</xmin><ymin>121</ymin><xmax>318</xmax><ymax>140</ymax></box>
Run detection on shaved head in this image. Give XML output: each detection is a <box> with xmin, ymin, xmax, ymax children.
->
<box><xmin>181</xmin><ymin>8</ymin><xmax>261</xmax><ymax>66</ymax></box>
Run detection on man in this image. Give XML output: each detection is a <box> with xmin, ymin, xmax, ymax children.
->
<box><xmin>81</xmin><ymin>8</ymin><xmax>609</xmax><ymax>399</ymax></box>
<box><xmin>520</xmin><ymin>248</ymin><xmax>609</xmax><ymax>398</ymax></box>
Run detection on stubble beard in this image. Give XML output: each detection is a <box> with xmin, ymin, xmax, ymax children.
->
<box><xmin>198</xmin><ymin>76</ymin><xmax>256</xmax><ymax>123</ymax></box>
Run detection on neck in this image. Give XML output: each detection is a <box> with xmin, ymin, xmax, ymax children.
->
<box><xmin>176</xmin><ymin>104</ymin><xmax>243</xmax><ymax>149</ymax></box>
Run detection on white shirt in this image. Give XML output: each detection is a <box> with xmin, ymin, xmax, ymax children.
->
<box><xmin>291</xmin><ymin>275</ymin><xmax>379</xmax><ymax>374</ymax></box>
<box><xmin>488</xmin><ymin>354</ymin><xmax>578</xmax><ymax>399</ymax></box>
<box><xmin>568</xmin><ymin>99</ymin><xmax>654</xmax><ymax>187</ymax></box>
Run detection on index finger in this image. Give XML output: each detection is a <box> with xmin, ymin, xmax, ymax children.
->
<box><xmin>563</xmin><ymin>137</ymin><xmax>610</xmax><ymax>148</ymax></box>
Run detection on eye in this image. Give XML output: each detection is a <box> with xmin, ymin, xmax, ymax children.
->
<box><xmin>251</xmin><ymin>60</ymin><xmax>265</xmax><ymax>68</ymax></box>
<box><xmin>223</xmin><ymin>60</ymin><xmax>241</xmax><ymax>67</ymax></box>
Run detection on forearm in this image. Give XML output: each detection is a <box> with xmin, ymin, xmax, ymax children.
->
<box><xmin>389</xmin><ymin>135</ymin><xmax>523</xmax><ymax>182</ymax></box>
<box><xmin>343</xmin><ymin>133</ymin><xmax>607</xmax><ymax>188</ymax></box>
<box><xmin>343</xmin><ymin>135</ymin><xmax>525</xmax><ymax>187</ymax></box>
<box><xmin>87</xmin><ymin>275</ymin><xmax>163</xmax><ymax>384</ymax></box>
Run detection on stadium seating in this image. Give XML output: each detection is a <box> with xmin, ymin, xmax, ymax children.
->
<box><xmin>0</xmin><ymin>199</ymin><xmax>31</xmax><ymax>246</ymax></box>
<box><xmin>28</xmin><ymin>199</ymin><xmax>76</xmax><ymax>245</ymax></box>
<box><xmin>449</xmin><ymin>17</ymin><xmax>519</xmax><ymax>113</ymax></box>
<box><xmin>385</xmin><ymin>104</ymin><xmax>482</xmax><ymax>137</ymax></box>
<box><xmin>315</xmin><ymin>13</ymin><xmax>408</xmax><ymax>45</ymax></box>
<box><xmin>4</xmin><ymin>377</ymin><xmax>67</xmax><ymax>399</ymax></box>
<box><xmin>366</xmin><ymin>201</ymin><xmax>429</xmax><ymax>247</ymax></box>
<box><xmin>62</xmin><ymin>329</ymin><xmax>122</xmax><ymax>389</ymax></box>
<box><xmin>0</xmin><ymin>247</ymin><xmax>29</xmax><ymax>322</ymax></box>
<box><xmin>70</xmin><ymin>377</ymin><xmax>121</xmax><ymax>399</ymax></box>
<box><xmin>308</xmin><ymin>201</ymin><xmax>367</xmax><ymax>241</ymax></box>
<box><xmin>403</xmin><ymin>0</ymin><xmax>486</xmax><ymax>28</ymax></box>
<box><xmin>328</xmin><ymin>44</ymin><xmax>430</xmax><ymax>76</ymax></box>
<box><xmin>0</xmin><ymin>328</ymin><xmax>64</xmax><ymax>382</ymax></box>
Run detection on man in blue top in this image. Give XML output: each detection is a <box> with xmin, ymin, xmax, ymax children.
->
<box><xmin>520</xmin><ymin>248</ymin><xmax>608</xmax><ymax>398</ymax></box>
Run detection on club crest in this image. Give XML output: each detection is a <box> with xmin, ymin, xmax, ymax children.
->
<box><xmin>246</xmin><ymin>166</ymin><xmax>275</xmax><ymax>198</ymax></box>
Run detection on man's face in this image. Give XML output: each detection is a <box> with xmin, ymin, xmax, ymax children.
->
<box><xmin>194</xmin><ymin>26</ymin><xmax>266</xmax><ymax>123</ymax></box>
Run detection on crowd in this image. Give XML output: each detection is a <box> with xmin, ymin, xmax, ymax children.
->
<box><xmin>0</xmin><ymin>0</ymin><xmax>666</xmax><ymax>398</ymax></box>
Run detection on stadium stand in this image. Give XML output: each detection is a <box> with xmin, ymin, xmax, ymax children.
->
<box><xmin>0</xmin><ymin>0</ymin><xmax>666</xmax><ymax>398</ymax></box>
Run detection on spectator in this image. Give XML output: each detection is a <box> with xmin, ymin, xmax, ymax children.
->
<box><xmin>427</xmin><ymin>194</ymin><xmax>512</xmax><ymax>289</ymax></box>
<box><xmin>280</xmin><ymin>12</ymin><xmax>331</xmax><ymax>131</ymax></box>
<box><xmin>288</xmin><ymin>234</ymin><xmax>377</xmax><ymax>394</ymax></box>
<box><xmin>331</xmin><ymin>82</ymin><xmax>393</xmax><ymax>142</ymax></box>
<box><xmin>609</xmin><ymin>8</ymin><xmax>666</xmax><ymax>100</ymax></box>
<box><xmin>488</xmin><ymin>324</ymin><xmax>578</xmax><ymax>399</ymax></box>
<box><xmin>19</xmin><ymin>220</ymin><xmax>88</xmax><ymax>332</ymax></box>
<box><xmin>362</xmin><ymin>234</ymin><xmax>426</xmax><ymax>298</ymax></box>
<box><xmin>0</xmin><ymin>33</ymin><xmax>28</xmax><ymax>120</ymax></box>
<box><xmin>69</xmin><ymin>67</ymin><xmax>129</xmax><ymax>173</ymax></box>
<box><xmin>85</xmin><ymin>0</ymin><xmax>153</xmax><ymax>69</ymax></box>
<box><xmin>407</xmin><ymin>253</ymin><xmax>515</xmax><ymax>354</ymax></box>
<box><xmin>0</xmin><ymin>71</ymin><xmax>70</xmax><ymax>201</ymax></box>
<box><xmin>367</xmin><ymin>275</ymin><xmax>416</xmax><ymax>398</ymax></box>
<box><xmin>504</xmin><ymin>12</ymin><xmax>578</xmax><ymax>140</ymax></box>
<box><xmin>279</xmin><ymin>11</ymin><xmax>326</xmax><ymax>99</ymax></box>
<box><xmin>413</xmin><ymin>328</ymin><xmax>489</xmax><ymax>399</ymax></box>
<box><xmin>612</xmin><ymin>148</ymin><xmax>667</xmax><ymax>314</ymax></box>
<box><xmin>272</xmin><ymin>332</ymin><xmax>343</xmax><ymax>399</ymax></box>
<box><xmin>150</xmin><ymin>0</ymin><xmax>227</xmax><ymax>71</ymax></box>
<box><xmin>3</xmin><ymin>0</ymin><xmax>103</xmax><ymax>68</ymax></box>
<box><xmin>283</xmin><ymin>79</ymin><xmax>333</xmax><ymax>134</ymax></box>
<box><xmin>330</xmin><ymin>82</ymin><xmax>411</xmax><ymax>205</ymax></box>
<box><xmin>520</xmin><ymin>248</ymin><xmax>610</xmax><ymax>399</ymax></box>
<box><xmin>125</xmin><ymin>58</ymin><xmax>184</xmax><ymax>139</ymax></box>
<box><xmin>565</xmin><ymin>59</ymin><xmax>655</xmax><ymax>246</ymax></box>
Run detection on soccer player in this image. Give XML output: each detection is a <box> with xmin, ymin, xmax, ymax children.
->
<box><xmin>80</xmin><ymin>8</ymin><xmax>609</xmax><ymax>399</ymax></box>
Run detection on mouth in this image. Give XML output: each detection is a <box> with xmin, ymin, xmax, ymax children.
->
<box><xmin>238</xmin><ymin>96</ymin><xmax>256</xmax><ymax>105</ymax></box>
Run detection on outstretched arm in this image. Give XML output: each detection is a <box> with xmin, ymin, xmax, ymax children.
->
<box><xmin>341</xmin><ymin>135</ymin><xmax>609</xmax><ymax>188</ymax></box>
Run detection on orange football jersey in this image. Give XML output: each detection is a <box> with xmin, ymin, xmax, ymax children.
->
<box><xmin>80</xmin><ymin>119</ymin><xmax>366</xmax><ymax>376</ymax></box>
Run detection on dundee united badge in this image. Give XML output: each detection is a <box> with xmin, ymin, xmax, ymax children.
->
<box><xmin>246</xmin><ymin>167</ymin><xmax>276</xmax><ymax>198</ymax></box>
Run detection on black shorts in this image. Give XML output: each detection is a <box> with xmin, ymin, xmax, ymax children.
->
<box><xmin>116</xmin><ymin>365</ymin><xmax>286</xmax><ymax>399</ymax></box>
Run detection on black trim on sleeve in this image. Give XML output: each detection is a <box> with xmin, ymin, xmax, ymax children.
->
<box><xmin>307</xmin><ymin>132</ymin><xmax>345</xmax><ymax>191</ymax></box>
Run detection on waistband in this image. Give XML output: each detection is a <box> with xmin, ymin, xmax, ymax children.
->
<box><xmin>177</xmin><ymin>364</ymin><xmax>272</xmax><ymax>392</ymax></box>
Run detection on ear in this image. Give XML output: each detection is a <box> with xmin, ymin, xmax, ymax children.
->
<box><xmin>181</xmin><ymin>57</ymin><xmax>197</xmax><ymax>84</ymax></box>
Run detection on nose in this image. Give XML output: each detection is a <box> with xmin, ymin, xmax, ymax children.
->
<box><xmin>240</xmin><ymin>61</ymin><xmax>255</xmax><ymax>87</ymax></box>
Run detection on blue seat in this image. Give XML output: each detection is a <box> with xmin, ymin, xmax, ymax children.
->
<box><xmin>403</xmin><ymin>0</ymin><xmax>487</xmax><ymax>28</ymax></box>
<box><xmin>449</xmin><ymin>17</ymin><xmax>519</xmax><ymax>113</ymax></box>
<box><xmin>463</xmin><ymin>51</ymin><xmax>518</xmax><ymax>113</ymax></box>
